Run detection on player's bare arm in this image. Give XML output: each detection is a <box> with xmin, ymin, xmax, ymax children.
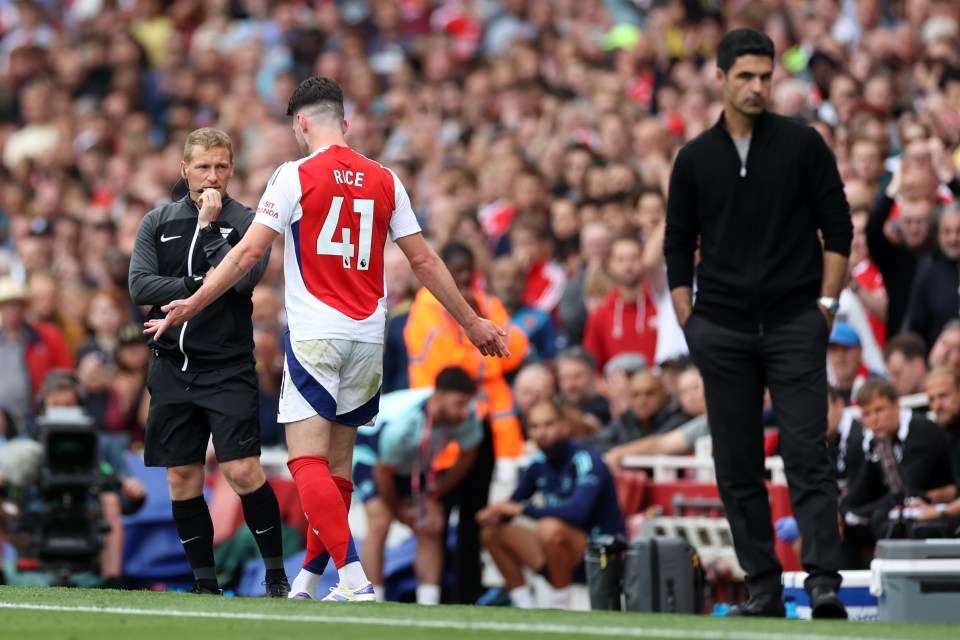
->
<box><xmin>144</xmin><ymin>222</ymin><xmax>278</xmax><ymax>339</ymax></box>
<box><xmin>395</xmin><ymin>232</ymin><xmax>510</xmax><ymax>358</ymax></box>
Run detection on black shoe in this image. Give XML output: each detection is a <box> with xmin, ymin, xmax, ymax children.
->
<box><xmin>810</xmin><ymin>586</ymin><xmax>847</xmax><ymax>619</ymax></box>
<box><xmin>188</xmin><ymin>582</ymin><xmax>223</xmax><ymax>595</ymax></box>
<box><xmin>265</xmin><ymin>575</ymin><xmax>291</xmax><ymax>598</ymax></box>
<box><xmin>726</xmin><ymin>594</ymin><xmax>786</xmax><ymax>618</ymax></box>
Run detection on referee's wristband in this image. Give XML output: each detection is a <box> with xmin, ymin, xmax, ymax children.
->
<box><xmin>936</xmin><ymin>503</ymin><xmax>948</xmax><ymax>515</ymax></box>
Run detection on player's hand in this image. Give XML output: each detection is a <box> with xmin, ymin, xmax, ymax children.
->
<box><xmin>197</xmin><ymin>189</ymin><xmax>223</xmax><ymax>227</ymax></box>
<box><xmin>465</xmin><ymin>318</ymin><xmax>510</xmax><ymax>358</ymax></box>
<box><xmin>143</xmin><ymin>298</ymin><xmax>200</xmax><ymax>340</ymax></box>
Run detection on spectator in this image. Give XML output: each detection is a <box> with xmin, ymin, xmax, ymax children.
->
<box><xmin>582</xmin><ymin>235</ymin><xmax>658</xmax><ymax>373</ymax></box>
<box><xmin>370</xmin><ymin>367</ymin><xmax>482</xmax><ymax>605</ymax></box>
<box><xmin>508</xmin><ymin>214</ymin><xmax>567</xmax><ymax>316</ymax></box>
<box><xmin>489</xmin><ymin>255</ymin><xmax>561</xmax><ymax>365</ymax></box>
<box><xmin>924</xmin><ymin>365</ymin><xmax>960</xmax><ymax>488</ymax></box>
<box><xmin>557</xmin><ymin>221</ymin><xmax>611</xmax><ymax>347</ymax></box>
<box><xmin>905</xmin><ymin>204</ymin><xmax>960</xmax><ymax>347</ymax></box>
<box><xmin>0</xmin><ymin>277</ymin><xmax>73</xmax><ymax>428</ymax></box>
<box><xmin>477</xmin><ymin>399</ymin><xmax>625</xmax><ymax>610</ymax></box>
<box><xmin>555</xmin><ymin>347</ymin><xmax>610</xmax><ymax>431</ymax></box>
<box><xmin>840</xmin><ymin>201</ymin><xmax>887</xmax><ymax>373</ymax></box>
<box><xmin>512</xmin><ymin>362</ymin><xmax>558</xmax><ymax>433</ymax></box>
<box><xmin>828</xmin><ymin>322</ymin><xmax>873</xmax><ymax>405</ymax></box>
<box><xmin>929</xmin><ymin>320</ymin><xmax>960</xmax><ymax>369</ymax></box>
<box><xmin>883</xmin><ymin>332</ymin><xmax>929</xmax><ymax>399</ymax></box>
<box><xmin>866</xmin><ymin>162</ymin><xmax>937</xmax><ymax>336</ymax></box>
<box><xmin>603</xmin><ymin>367</ymin><xmax>710</xmax><ymax>468</ymax></box>
<box><xmin>582</xmin><ymin>368</ymin><xmax>687</xmax><ymax>457</ymax></box>
<box><xmin>382</xmin><ymin>244</ymin><xmax>418</xmax><ymax>393</ymax></box>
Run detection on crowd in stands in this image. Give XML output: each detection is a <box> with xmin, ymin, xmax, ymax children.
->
<box><xmin>2</xmin><ymin>0</ymin><xmax>960</xmax><ymax>603</ymax></box>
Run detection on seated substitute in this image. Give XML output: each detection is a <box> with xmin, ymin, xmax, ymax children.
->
<box><xmin>477</xmin><ymin>399</ymin><xmax>625</xmax><ymax>610</ymax></box>
<box><xmin>361</xmin><ymin>366</ymin><xmax>482</xmax><ymax>605</ymax></box>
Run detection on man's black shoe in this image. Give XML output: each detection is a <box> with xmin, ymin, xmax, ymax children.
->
<box><xmin>265</xmin><ymin>575</ymin><xmax>291</xmax><ymax>598</ymax></box>
<box><xmin>810</xmin><ymin>586</ymin><xmax>847</xmax><ymax>619</ymax></box>
<box><xmin>726</xmin><ymin>594</ymin><xmax>786</xmax><ymax>618</ymax></box>
<box><xmin>188</xmin><ymin>582</ymin><xmax>223</xmax><ymax>595</ymax></box>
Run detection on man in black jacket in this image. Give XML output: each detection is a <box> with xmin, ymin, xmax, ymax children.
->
<box><xmin>129</xmin><ymin>128</ymin><xmax>288</xmax><ymax>597</ymax></box>
<box><xmin>905</xmin><ymin>204</ymin><xmax>960</xmax><ymax>347</ymax></box>
<box><xmin>665</xmin><ymin>29</ymin><xmax>852</xmax><ymax>619</ymax></box>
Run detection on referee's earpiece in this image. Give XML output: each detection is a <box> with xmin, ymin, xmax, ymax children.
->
<box><xmin>181</xmin><ymin>168</ymin><xmax>187</xmax><ymax>180</ymax></box>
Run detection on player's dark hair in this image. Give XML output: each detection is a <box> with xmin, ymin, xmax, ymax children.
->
<box><xmin>439</xmin><ymin>241</ymin><xmax>474</xmax><ymax>265</ymax></box>
<box><xmin>286</xmin><ymin>76</ymin><xmax>345</xmax><ymax>122</ymax></box>
<box><xmin>716</xmin><ymin>28</ymin><xmax>775</xmax><ymax>73</ymax></box>
<box><xmin>435</xmin><ymin>366</ymin><xmax>477</xmax><ymax>395</ymax></box>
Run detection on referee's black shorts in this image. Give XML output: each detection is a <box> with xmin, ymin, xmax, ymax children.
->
<box><xmin>144</xmin><ymin>354</ymin><xmax>261</xmax><ymax>468</ymax></box>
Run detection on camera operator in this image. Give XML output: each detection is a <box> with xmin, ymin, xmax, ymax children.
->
<box><xmin>38</xmin><ymin>369</ymin><xmax>146</xmax><ymax>587</ymax></box>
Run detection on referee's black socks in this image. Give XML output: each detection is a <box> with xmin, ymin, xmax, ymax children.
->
<box><xmin>171</xmin><ymin>495</ymin><xmax>219</xmax><ymax>591</ymax></box>
<box><xmin>241</xmin><ymin>481</ymin><xmax>286</xmax><ymax>579</ymax></box>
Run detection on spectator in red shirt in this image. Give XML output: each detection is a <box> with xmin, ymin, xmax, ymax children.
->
<box><xmin>582</xmin><ymin>236</ymin><xmax>657</xmax><ymax>372</ymax></box>
<box><xmin>0</xmin><ymin>277</ymin><xmax>74</xmax><ymax>427</ymax></box>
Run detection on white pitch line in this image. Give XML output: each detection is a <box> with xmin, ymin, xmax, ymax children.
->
<box><xmin>0</xmin><ymin>601</ymin><xmax>889</xmax><ymax>640</ymax></box>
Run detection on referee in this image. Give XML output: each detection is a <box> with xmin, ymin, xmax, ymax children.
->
<box><xmin>129</xmin><ymin>128</ymin><xmax>288</xmax><ymax>597</ymax></box>
<box><xmin>665</xmin><ymin>30</ymin><xmax>852</xmax><ymax>618</ymax></box>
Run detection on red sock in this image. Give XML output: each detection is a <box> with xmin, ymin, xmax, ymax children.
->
<box><xmin>332</xmin><ymin>476</ymin><xmax>353</xmax><ymax>512</ymax></box>
<box><xmin>288</xmin><ymin>455</ymin><xmax>349</xmax><ymax>568</ymax></box>
<box><xmin>301</xmin><ymin>477</ymin><xmax>354</xmax><ymax>571</ymax></box>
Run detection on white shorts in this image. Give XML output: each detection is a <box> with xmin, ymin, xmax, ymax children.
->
<box><xmin>280</xmin><ymin>335</ymin><xmax>383</xmax><ymax>426</ymax></box>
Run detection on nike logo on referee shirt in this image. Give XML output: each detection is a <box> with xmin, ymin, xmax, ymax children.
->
<box><xmin>160</xmin><ymin>234</ymin><xmax>182</xmax><ymax>242</ymax></box>
<box><xmin>255</xmin><ymin>526</ymin><xmax>275</xmax><ymax>535</ymax></box>
<box><xmin>180</xmin><ymin>536</ymin><xmax>200</xmax><ymax>544</ymax></box>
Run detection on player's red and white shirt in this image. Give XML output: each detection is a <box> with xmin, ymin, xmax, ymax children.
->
<box><xmin>254</xmin><ymin>145</ymin><xmax>421</xmax><ymax>343</ymax></box>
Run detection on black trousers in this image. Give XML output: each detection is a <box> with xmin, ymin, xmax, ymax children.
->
<box><xmin>685</xmin><ymin>308</ymin><xmax>842</xmax><ymax>595</ymax></box>
<box><xmin>441</xmin><ymin>419</ymin><xmax>495</xmax><ymax>604</ymax></box>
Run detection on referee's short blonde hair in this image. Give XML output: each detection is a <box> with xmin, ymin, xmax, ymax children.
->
<box><xmin>183</xmin><ymin>127</ymin><xmax>233</xmax><ymax>163</ymax></box>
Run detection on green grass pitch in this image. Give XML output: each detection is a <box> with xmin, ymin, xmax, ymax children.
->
<box><xmin>0</xmin><ymin>585</ymin><xmax>952</xmax><ymax>640</ymax></box>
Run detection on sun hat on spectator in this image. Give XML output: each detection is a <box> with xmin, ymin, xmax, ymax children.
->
<box><xmin>0</xmin><ymin>278</ymin><xmax>27</xmax><ymax>305</ymax></box>
<box><xmin>829</xmin><ymin>322</ymin><xmax>861</xmax><ymax>348</ymax></box>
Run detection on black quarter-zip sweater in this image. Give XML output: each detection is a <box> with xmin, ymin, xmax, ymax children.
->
<box><xmin>664</xmin><ymin>111</ymin><xmax>853</xmax><ymax>333</ymax></box>
<box><xmin>129</xmin><ymin>194</ymin><xmax>270</xmax><ymax>372</ymax></box>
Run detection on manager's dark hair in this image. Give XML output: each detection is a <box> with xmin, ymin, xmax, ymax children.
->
<box><xmin>716</xmin><ymin>28</ymin><xmax>775</xmax><ymax>73</ymax></box>
<box><xmin>435</xmin><ymin>366</ymin><xmax>477</xmax><ymax>395</ymax></box>
<box><xmin>286</xmin><ymin>76</ymin><xmax>345</xmax><ymax>121</ymax></box>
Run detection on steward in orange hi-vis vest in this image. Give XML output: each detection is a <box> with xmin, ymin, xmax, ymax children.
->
<box><xmin>405</xmin><ymin>287</ymin><xmax>528</xmax><ymax>464</ymax></box>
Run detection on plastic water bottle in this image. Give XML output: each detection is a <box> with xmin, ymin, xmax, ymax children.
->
<box><xmin>711</xmin><ymin>602</ymin><xmax>730</xmax><ymax>616</ymax></box>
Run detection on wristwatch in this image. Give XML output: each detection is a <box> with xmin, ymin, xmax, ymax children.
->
<box><xmin>817</xmin><ymin>296</ymin><xmax>840</xmax><ymax>317</ymax></box>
